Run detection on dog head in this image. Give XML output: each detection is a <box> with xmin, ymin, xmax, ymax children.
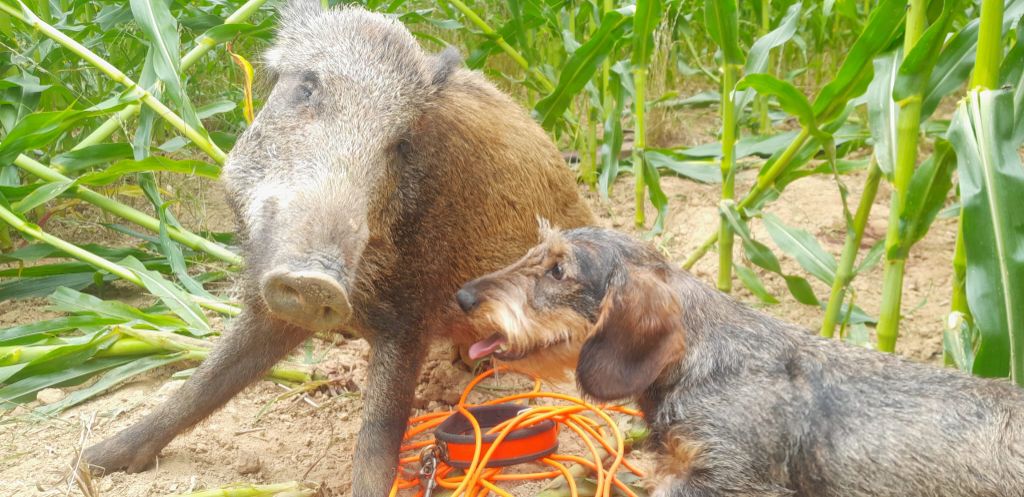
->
<box><xmin>455</xmin><ymin>224</ymin><xmax>685</xmax><ymax>400</ymax></box>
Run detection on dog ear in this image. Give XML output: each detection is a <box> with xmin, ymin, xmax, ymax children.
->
<box><xmin>575</xmin><ymin>267</ymin><xmax>685</xmax><ymax>401</ymax></box>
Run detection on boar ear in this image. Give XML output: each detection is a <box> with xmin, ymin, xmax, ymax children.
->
<box><xmin>280</xmin><ymin>0</ymin><xmax>321</xmax><ymax>21</ymax></box>
<box><xmin>575</xmin><ymin>267</ymin><xmax>685</xmax><ymax>401</ymax></box>
<box><xmin>431</xmin><ymin>46</ymin><xmax>462</xmax><ymax>87</ymax></box>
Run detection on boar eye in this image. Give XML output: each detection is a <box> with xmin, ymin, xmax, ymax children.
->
<box><xmin>296</xmin><ymin>71</ymin><xmax>319</xmax><ymax>102</ymax></box>
<box><xmin>396</xmin><ymin>139</ymin><xmax>412</xmax><ymax>157</ymax></box>
<box><xmin>548</xmin><ymin>262</ymin><xmax>564</xmax><ymax>281</ymax></box>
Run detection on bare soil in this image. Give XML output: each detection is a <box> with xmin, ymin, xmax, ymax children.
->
<box><xmin>0</xmin><ymin>125</ymin><xmax>957</xmax><ymax>497</ymax></box>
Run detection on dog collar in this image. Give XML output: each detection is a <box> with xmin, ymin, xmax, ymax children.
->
<box><xmin>433</xmin><ymin>403</ymin><xmax>559</xmax><ymax>468</ymax></box>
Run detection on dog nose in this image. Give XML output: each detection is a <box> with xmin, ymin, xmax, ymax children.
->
<box><xmin>456</xmin><ymin>288</ymin><xmax>479</xmax><ymax>312</ymax></box>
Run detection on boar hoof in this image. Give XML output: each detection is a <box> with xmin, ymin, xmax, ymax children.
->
<box><xmin>79</xmin><ymin>434</ymin><xmax>161</xmax><ymax>475</ymax></box>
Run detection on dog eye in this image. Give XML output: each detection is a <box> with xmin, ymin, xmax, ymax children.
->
<box><xmin>549</xmin><ymin>263</ymin><xmax>564</xmax><ymax>280</ymax></box>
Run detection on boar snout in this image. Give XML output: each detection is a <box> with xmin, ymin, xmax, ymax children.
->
<box><xmin>261</xmin><ymin>267</ymin><xmax>351</xmax><ymax>330</ymax></box>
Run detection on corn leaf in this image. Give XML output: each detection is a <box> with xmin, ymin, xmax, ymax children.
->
<box><xmin>35</xmin><ymin>352</ymin><xmax>189</xmax><ymax>414</ymax></box>
<box><xmin>892</xmin><ymin>0</ymin><xmax>956</xmax><ymax>102</ymax></box>
<box><xmin>0</xmin><ymin>273</ymin><xmax>110</xmax><ymax>301</ymax></box>
<box><xmin>48</xmin><ymin>287</ymin><xmax>186</xmax><ymax>329</ymax></box>
<box><xmin>0</xmin><ymin>315</ymin><xmax>125</xmax><ymax>344</ymax></box>
<box><xmin>0</xmin><ymin>330</ymin><xmax>119</xmax><ymax>384</ymax></box>
<box><xmin>0</xmin><ymin>109</ymin><xmax>107</xmax><ymax>165</ymax></box>
<box><xmin>1001</xmin><ymin>16</ymin><xmax>1024</xmax><ymax>145</ymax></box>
<box><xmin>737</xmin><ymin>74</ymin><xmax>819</xmax><ymax>136</ymax></box>
<box><xmin>0</xmin><ymin>356</ymin><xmax>136</xmax><ymax>408</ymax></box>
<box><xmin>641</xmin><ymin>157</ymin><xmax>669</xmax><ymax>233</ymax></box>
<box><xmin>644</xmin><ymin>150</ymin><xmax>721</xmax><ymax>183</ymax></box>
<box><xmin>76</xmin><ymin>157</ymin><xmax>219</xmax><ymax>186</ymax></box>
<box><xmin>598</xmin><ymin>64</ymin><xmax>628</xmax><ymax>200</ymax></box>
<box><xmin>227</xmin><ymin>43</ymin><xmax>256</xmax><ymax>125</ymax></box>
<box><xmin>52</xmin><ymin>143</ymin><xmax>134</xmax><ymax>174</ymax></box>
<box><xmin>130</xmin><ymin>0</ymin><xmax>204</xmax><ymax>134</ymax></box>
<box><xmin>898</xmin><ymin>139</ymin><xmax>955</xmax><ymax>250</ymax></box>
<box><xmin>812</xmin><ymin>0</ymin><xmax>906</xmax><ymax>123</ymax></box>
<box><xmin>632</xmin><ymin>0</ymin><xmax>663</xmax><ymax>67</ymax></box>
<box><xmin>704</xmin><ymin>0</ymin><xmax>743</xmax><ymax>66</ymax></box>
<box><xmin>735</xmin><ymin>2</ymin><xmax>802</xmax><ymax>119</ymax></box>
<box><xmin>11</xmin><ymin>180</ymin><xmax>74</xmax><ymax>213</ymax></box>
<box><xmin>120</xmin><ymin>257</ymin><xmax>211</xmax><ymax>334</ymax></box>
<box><xmin>762</xmin><ymin>213</ymin><xmax>838</xmax><ymax>285</ymax></box>
<box><xmin>867</xmin><ymin>50</ymin><xmax>901</xmax><ymax>177</ymax></box>
<box><xmin>948</xmin><ymin>89</ymin><xmax>1024</xmax><ymax>380</ymax></box>
<box><xmin>783</xmin><ymin>275</ymin><xmax>820</xmax><ymax>306</ymax></box>
<box><xmin>735</xmin><ymin>264</ymin><xmax>779</xmax><ymax>305</ymax></box>
<box><xmin>534</xmin><ymin>7</ymin><xmax>632</xmax><ymax>129</ymax></box>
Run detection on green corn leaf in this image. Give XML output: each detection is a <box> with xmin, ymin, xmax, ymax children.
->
<box><xmin>735</xmin><ymin>264</ymin><xmax>779</xmax><ymax>305</ymax></box>
<box><xmin>644</xmin><ymin>150</ymin><xmax>721</xmax><ymax>183</ymax></box>
<box><xmin>0</xmin><ymin>109</ymin><xmax>107</xmax><ymax>165</ymax></box>
<box><xmin>48</xmin><ymin>287</ymin><xmax>186</xmax><ymax>329</ymax></box>
<box><xmin>196</xmin><ymin>100</ymin><xmax>237</xmax><ymax>120</ymax></box>
<box><xmin>737</xmin><ymin>74</ymin><xmax>820</xmax><ymax>136</ymax></box>
<box><xmin>892</xmin><ymin>0</ymin><xmax>957</xmax><ymax>102</ymax></box>
<box><xmin>201</xmin><ymin>19</ymin><xmax>274</xmax><ymax>43</ymax></box>
<box><xmin>681</xmin><ymin>131</ymin><xmax>802</xmax><ymax>160</ymax></box>
<box><xmin>855</xmin><ymin>241</ymin><xmax>886</xmax><ymax>275</ymax></box>
<box><xmin>943</xmin><ymin>312</ymin><xmax>977</xmax><ymax>373</ymax></box>
<box><xmin>641</xmin><ymin>158</ymin><xmax>669</xmax><ymax>233</ymax></box>
<box><xmin>1002</xmin><ymin>17</ymin><xmax>1024</xmax><ymax>144</ymax></box>
<box><xmin>0</xmin><ymin>315</ymin><xmax>126</xmax><ymax>344</ymax></box>
<box><xmin>598</xmin><ymin>62</ymin><xmax>628</xmax><ymax>200</ymax></box>
<box><xmin>34</xmin><ymin>352</ymin><xmax>189</xmax><ymax>415</ymax></box>
<box><xmin>947</xmin><ymin>89</ymin><xmax>1024</xmax><ymax>380</ymax></box>
<box><xmin>0</xmin><ymin>356</ymin><xmax>136</xmax><ymax>408</ymax></box>
<box><xmin>534</xmin><ymin>7</ymin><xmax>632</xmax><ymax>130</ymax></box>
<box><xmin>76</xmin><ymin>157</ymin><xmax>220</xmax><ymax>186</ymax></box>
<box><xmin>134</xmin><ymin>50</ymin><xmax>160</xmax><ymax>161</ymax></box>
<box><xmin>899</xmin><ymin>139</ymin><xmax>955</xmax><ymax>250</ymax></box>
<box><xmin>52</xmin><ymin>143</ymin><xmax>134</xmax><ymax>174</ymax></box>
<box><xmin>120</xmin><ymin>257</ymin><xmax>211</xmax><ymax>335</ymax></box>
<box><xmin>735</xmin><ymin>2</ymin><xmax>802</xmax><ymax>118</ymax></box>
<box><xmin>10</xmin><ymin>180</ymin><xmax>74</xmax><ymax>214</ymax></box>
<box><xmin>0</xmin><ymin>330</ymin><xmax>119</xmax><ymax>384</ymax></box>
<box><xmin>762</xmin><ymin>213</ymin><xmax>838</xmax><ymax>285</ymax></box>
<box><xmin>867</xmin><ymin>50</ymin><xmax>901</xmax><ymax>177</ymax></box>
<box><xmin>130</xmin><ymin>0</ymin><xmax>204</xmax><ymax>134</ymax></box>
<box><xmin>155</xmin><ymin>201</ymin><xmax>215</xmax><ymax>299</ymax></box>
<box><xmin>704</xmin><ymin>0</ymin><xmax>744</xmax><ymax>66</ymax></box>
<box><xmin>812</xmin><ymin>0</ymin><xmax>906</xmax><ymax>123</ymax></box>
<box><xmin>776</xmin><ymin>159</ymin><xmax>869</xmax><ymax>189</ymax></box>
<box><xmin>784</xmin><ymin>275</ymin><xmax>820</xmax><ymax>306</ymax></box>
<box><xmin>0</xmin><ymin>273</ymin><xmax>110</xmax><ymax>301</ymax></box>
<box><xmin>719</xmin><ymin>201</ymin><xmax>827</xmax><ymax>307</ymax></box>
<box><xmin>632</xmin><ymin>0</ymin><xmax>664</xmax><ymax>68</ymax></box>
<box><xmin>0</xmin><ymin>243</ymin><xmax>158</xmax><ymax>264</ymax></box>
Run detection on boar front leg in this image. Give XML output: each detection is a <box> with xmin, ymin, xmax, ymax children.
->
<box><xmin>351</xmin><ymin>328</ymin><xmax>426</xmax><ymax>497</ymax></box>
<box><xmin>81</xmin><ymin>310</ymin><xmax>313</xmax><ymax>473</ymax></box>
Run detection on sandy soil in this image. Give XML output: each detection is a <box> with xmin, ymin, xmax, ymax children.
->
<box><xmin>0</xmin><ymin>125</ymin><xmax>958</xmax><ymax>496</ymax></box>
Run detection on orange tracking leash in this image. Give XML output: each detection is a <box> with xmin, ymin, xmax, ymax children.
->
<box><xmin>389</xmin><ymin>367</ymin><xmax>646</xmax><ymax>497</ymax></box>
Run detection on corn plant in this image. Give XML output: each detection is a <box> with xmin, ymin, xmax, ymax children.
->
<box><xmin>3</xmin><ymin>0</ymin><xmax>1024</xmax><ymax>420</ymax></box>
<box><xmin>0</xmin><ymin>0</ymin><xmax>277</xmax><ymax>411</ymax></box>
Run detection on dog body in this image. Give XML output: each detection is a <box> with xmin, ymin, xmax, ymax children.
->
<box><xmin>457</xmin><ymin>226</ymin><xmax>1024</xmax><ymax>497</ymax></box>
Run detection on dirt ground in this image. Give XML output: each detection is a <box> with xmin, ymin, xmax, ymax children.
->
<box><xmin>0</xmin><ymin>117</ymin><xmax>957</xmax><ymax>496</ymax></box>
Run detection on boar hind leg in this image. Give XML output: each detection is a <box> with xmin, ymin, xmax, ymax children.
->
<box><xmin>351</xmin><ymin>331</ymin><xmax>426</xmax><ymax>497</ymax></box>
<box><xmin>81</xmin><ymin>310</ymin><xmax>312</xmax><ymax>474</ymax></box>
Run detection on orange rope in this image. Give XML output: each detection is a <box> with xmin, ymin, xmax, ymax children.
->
<box><xmin>388</xmin><ymin>367</ymin><xmax>645</xmax><ymax>497</ymax></box>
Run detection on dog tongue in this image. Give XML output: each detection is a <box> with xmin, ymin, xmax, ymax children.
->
<box><xmin>469</xmin><ymin>333</ymin><xmax>507</xmax><ymax>360</ymax></box>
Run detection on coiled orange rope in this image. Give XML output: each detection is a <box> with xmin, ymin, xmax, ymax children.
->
<box><xmin>389</xmin><ymin>367</ymin><xmax>646</xmax><ymax>497</ymax></box>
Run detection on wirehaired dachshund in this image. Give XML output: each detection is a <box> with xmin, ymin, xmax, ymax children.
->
<box><xmin>454</xmin><ymin>224</ymin><xmax>1024</xmax><ymax>497</ymax></box>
